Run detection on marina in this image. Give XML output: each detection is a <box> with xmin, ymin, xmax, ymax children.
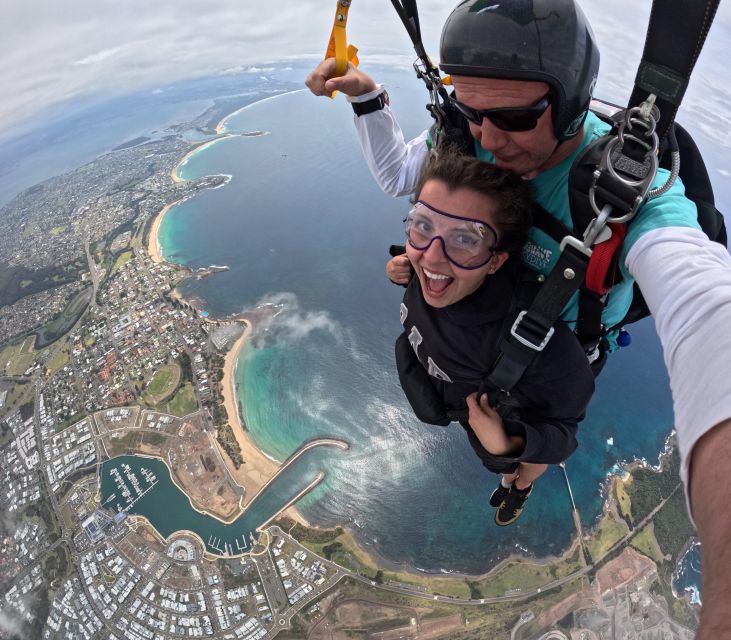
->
<box><xmin>100</xmin><ymin>452</ymin><xmax>335</xmax><ymax>556</ymax></box>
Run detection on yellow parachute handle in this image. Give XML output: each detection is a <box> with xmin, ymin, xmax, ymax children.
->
<box><xmin>325</xmin><ymin>0</ymin><xmax>360</xmax><ymax>98</ymax></box>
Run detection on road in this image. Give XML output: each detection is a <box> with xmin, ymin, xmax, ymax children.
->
<box><xmin>268</xmin><ymin>479</ymin><xmax>683</xmax><ymax>611</ymax></box>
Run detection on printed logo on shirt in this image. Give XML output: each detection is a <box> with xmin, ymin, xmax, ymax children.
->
<box><xmin>522</xmin><ymin>241</ymin><xmax>553</xmax><ymax>272</ymax></box>
<box><xmin>408</xmin><ymin>325</ymin><xmax>423</xmax><ymax>358</ymax></box>
<box><xmin>400</xmin><ymin>303</ymin><xmax>408</xmax><ymax>325</ymax></box>
<box><xmin>427</xmin><ymin>357</ymin><xmax>452</xmax><ymax>383</ymax></box>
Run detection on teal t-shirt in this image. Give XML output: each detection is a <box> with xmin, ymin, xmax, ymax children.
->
<box><xmin>474</xmin><ymin>112</ymin><xmax>700</xmax><ymax>349</ymax></box>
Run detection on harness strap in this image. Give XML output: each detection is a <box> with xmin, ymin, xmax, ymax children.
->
<box><xmin>391</xmin><ymin>0</ymin><xmax>456</xmax><ymax>137</ymax></box>
<box><xmin>629</xmin><ymin>0</ymin><xmax>720</xmax><ymax>142</ymax></box>
<box><xmin>485</xmin><ymin>243</ymin><xmax>589</xmax><ymax>395</ymax></box>
<box><xmin>325</xmin><ymin>0</ymin><xmax>359</xmax><ymax>97</ymax></box>
<box><xmin>531</xmin><ymin>203</ymin><xmax>570</xmax><ymax>244</ymax></box>
<box><xmin>390</xmin><ymin>0</ymin><xmax>434</xmax><ymax>72</ymax></box>
<box><xmin>576</xmin><ymin>286</ymin><xmax>606</xmax><ymax>353</ymax></box>
<box><xmin>585</xmin><ymin>223</ymin><xmax>627</xmax><ymax>295</ymax></box>
<box><xmin>572</xmin><ymin>223</ymin><xmax>628</xmax><ymax>351</ymax></box>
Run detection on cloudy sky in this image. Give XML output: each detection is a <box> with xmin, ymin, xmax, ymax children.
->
<box><xmin>1</xmin><ymin>0</ymin><xmax>729</xmax><ymax>136</ymax></box>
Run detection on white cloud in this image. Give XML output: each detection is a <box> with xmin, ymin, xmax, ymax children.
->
<box><xmin>0</xmin><ymin>609</ymin><xmax>24</xmax><ymax>637</ymax></box>
<box><xmin>74</xmin><ymin>46</ymin><xmax>124</xmax><ymax>67</ymax></box>
<box><xmin>0</xmin><ymin>0</ymin><xmax>728</xmax><ymax>135</ymax></box>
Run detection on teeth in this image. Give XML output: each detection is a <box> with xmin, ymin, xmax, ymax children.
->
<box><xmin>424</xmin><ymin>269</ymin><xmax>450</xmax><ymax>280</ymax></box>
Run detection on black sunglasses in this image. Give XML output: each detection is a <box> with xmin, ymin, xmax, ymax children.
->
<box><xmin>449</xmin><ymin>93</ymin><xmax>552</xmax><ymax>132</ymax></box>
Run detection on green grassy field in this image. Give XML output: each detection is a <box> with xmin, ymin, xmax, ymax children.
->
<box><xmin>20</xmin><ymin>335</ymin><xmax>35</xmax><ymax>353</ymax></box>
<box><xmin>472</xmin><ymin>551</ymin><xmax>582</xmax><ymax>598</ymax></box>
<box><xmin>630</xmin><ymin>523</ymin><xmax>664</xmax><ymax>563</ymax></box>
<box><xmin>3</xmin><ymin>383</ymin><xmax>31</xmax><ymax>414</ymax></box>
<box><xmin>44</xmin><ymin>337</ymin><xmax>72</xmax><ymax>375</ymax></box>
<box><xmin>585</xmin><ymin>510</ymin><xmax>629</xmax><ymax>561</ymax></box>
<box><xmin>166</xmin><ymin>382</ymin><xmax>197</xmax><ymax>416</ymax></box>
<box><xmin>111</xmin><ymin>250</ymin><xmax>134</xmax><ymax>275</ymax></box>
<box><xmin>143</xmin><ymin>364</ymin><xmax>180</xmax><ymax>403</ymax></box>
<box><xmin>0</xmin><ymin>337</ymin><xmax>37</xmax><ymax>376</ymax></box>
<box><xmin>611</xmin><ymin>476</ymin><xmax>632</xmax><ymax>523</ymax></box>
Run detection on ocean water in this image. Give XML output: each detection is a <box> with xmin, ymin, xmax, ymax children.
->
<box><xmin>673</xmin><ymin>542</ymin><xmax>702</xmax><ymax>605</ymax></box>
<box><xmin>158</xmin><ymin>72</ymin><xmax>677</xmax><ymax>573</ymax></box>
<box><xmin>0</xmin><ymin>69</ymin><xmax>304</xmax><ymax>208</ymax></box>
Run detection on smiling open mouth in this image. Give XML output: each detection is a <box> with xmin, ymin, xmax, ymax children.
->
<box><xmin>423</xmin><ymin>268</ymin><xmax>454</xmax><ymax>295</ymax></box>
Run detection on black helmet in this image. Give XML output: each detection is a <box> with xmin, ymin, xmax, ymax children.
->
<box><xmin>439</xmin><ymin>0</ymin><xmax>600</xmax><ymax>140</ymax></box>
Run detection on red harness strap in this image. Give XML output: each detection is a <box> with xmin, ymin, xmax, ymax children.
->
<box><xmin>585</xmin><ymin>223</ymin><xmax>628</xmax><ymax>295</ymax></box>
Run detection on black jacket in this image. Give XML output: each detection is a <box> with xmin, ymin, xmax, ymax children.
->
<box><xmin>399</xmin><ymin>260</ymin><xmax>595</xmax><ymax>464</ymax></box>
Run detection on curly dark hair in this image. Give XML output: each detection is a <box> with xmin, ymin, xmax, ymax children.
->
<box><xmin>413</xmin><ymin>147</ymin><xmax>534</xmax><ymax>255</ymax></box>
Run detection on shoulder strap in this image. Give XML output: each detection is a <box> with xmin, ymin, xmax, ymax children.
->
<box><xmin>629</xmin><ymin>0</ymin><xmax>721</xmax><ymax>144</ymax></box>
<box><xmin>532</xmin><ymin>202</ymin><xmax>571</xmax><ymax>244</ymax></box>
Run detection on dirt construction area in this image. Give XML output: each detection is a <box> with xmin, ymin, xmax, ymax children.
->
<box><xmin>168</xmin><ymin>420</ymin><xmax>243</xmax><ymax>521</ymax></box>
<box><xmin>307</xmin><ymin>598</ymin><xmax>463</xmax><ymax>640</ymax></box>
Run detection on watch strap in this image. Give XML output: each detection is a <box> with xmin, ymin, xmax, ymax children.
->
<box><xmin>351</xmin><ymin>91</ymin><xmax>388</xmax><ymax>116</ymax></box>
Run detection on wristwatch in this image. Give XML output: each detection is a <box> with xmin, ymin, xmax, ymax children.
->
<box><xmin>351</xmin><ymin>90</ymin><xmax>389</xmax><ymax>116</ymax></box>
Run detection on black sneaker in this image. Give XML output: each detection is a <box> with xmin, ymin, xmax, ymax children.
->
<box><xmin>495</xmin><ymin>484</ymin><xmax>533</xmax><ymax>526</ymax></box>
<box><xmin>489</xmin><ymin>482</ymin><xmax>511</xmax><ymax>508</ymax></box>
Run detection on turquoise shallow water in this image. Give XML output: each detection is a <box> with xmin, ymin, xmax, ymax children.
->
<box><xmin>100</xmin><ymin>453</ymin><xmax>330</xmax><ymax>556</ymax></box>
<box><xmin>157</xmin><ymin>71</ymin><xmax>676</xmax><ymax>573</ymax></box>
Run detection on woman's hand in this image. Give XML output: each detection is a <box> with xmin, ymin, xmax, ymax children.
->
<box><xmin>386</xmin><ymin>254</ymin><xmax>413</xmax><ymax>285</ymax></box>
<box><xmin>466</xmin><ymin>392</ymin><xmax>523</xmax><ymax>456</ymax></box>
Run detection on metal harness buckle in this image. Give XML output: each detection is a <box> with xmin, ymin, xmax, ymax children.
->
<box><xmin>510</xmin><ymin>311</ymin><xmax>555</xmax><ymax>352</ymax></box>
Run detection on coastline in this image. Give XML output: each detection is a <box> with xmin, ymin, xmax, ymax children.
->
<box><xmin>176</xmin><ymin>135</ymin><xmax>236</xmax><ymax>178</ymax></box>
<box><xmin>148</xmin><ymin>134</ymin><xmax>238</xmax><ymax>264</ymax></box>
<box><xmin>215</xmin><ymin>88</ymin><xmax>307</xmax><ymax>133</ymax></box>
<box><xmin>148</xmin><ymin>201</ymin><xmax>179</xmax><ymax>264</ymax></box>
<box><xmin>219</xmin><ymin>324</ymin><xmax>310</xmax><ymax>528</ymax></box>
<box><xmin>142</xmin><ymin>95</ymin><xmax>686</xmax><ymax>581</ymax></box>
<box><xmin>147</xmin><ymin>118</ymin><xmax>313</xmax><ymax>529</ymax></box>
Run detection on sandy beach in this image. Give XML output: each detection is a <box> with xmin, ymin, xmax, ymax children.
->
<box><xmin>178</xmin><ymin>135</ymin><xmax>234</xmax><ymax>169</ymax></box>
<box><xmin>219</xmin><ymin>323</ymin><xmax>310</xmax><ymax>527</ymax></box>
<box><xmin>148</xmin><ymin>136</ymin><xmax>239</xmax><ymax>263</ymax></box>
<box><xmin>146</xmin><ymin>131</ymin><xmax>311</xmax><ymax>527</ymax></box>
<box><xmin>147</xmin><ymin>201</ymin><xmax>179</xmax><ymax>264</ymax></box>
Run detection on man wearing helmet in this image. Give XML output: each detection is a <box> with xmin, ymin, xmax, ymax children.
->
<box><xmin>307</xmin><ymin>1</ymin><xmax>731</xmax><ymax>634</ymax></box>
<box><xmin>446</xmin><ymin>77</ymin><xmax>567</xmax><ymax>178</ymax></box>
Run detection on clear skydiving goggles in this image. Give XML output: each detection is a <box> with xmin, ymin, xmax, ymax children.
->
<box><xmin>404</xmin><ymin>201</ymin><xmax>499</xmax><ymax>270</ymax></box>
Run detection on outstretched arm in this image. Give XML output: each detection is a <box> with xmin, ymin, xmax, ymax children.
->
<box><xmin>689</xmin><ymin>420</ymin><xmax>731</xmax><ymax>639</ymax></box>
<box><xmin>352</xmin><ymin>95</ymin><xmax>430</xmax><ymax>197</ymax></box>
<box><xmin>305</xmin><ymin>58</ymin><xmax>429</xmax><ymax>197</ymax></box>
<box><xmin>627</xmin><ymin>226</ymin><xmax>731</xmax><ymax>639</ymax></box>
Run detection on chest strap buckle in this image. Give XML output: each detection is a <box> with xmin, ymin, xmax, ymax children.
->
<box><xmin>510</xmin><ymin>311</ymin><xmax>555</xmax><ymax>352</ymax></box>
